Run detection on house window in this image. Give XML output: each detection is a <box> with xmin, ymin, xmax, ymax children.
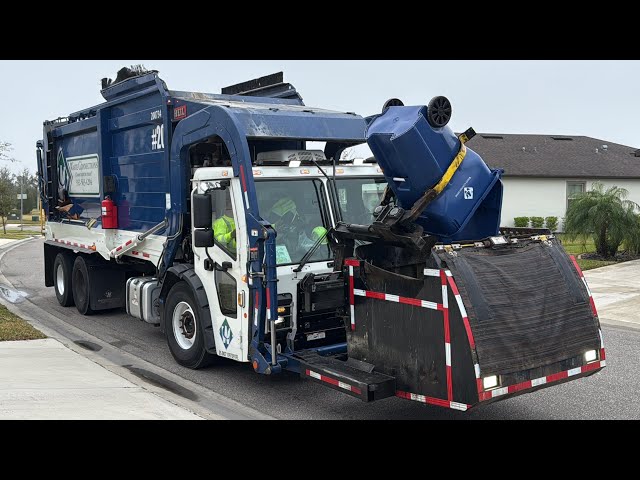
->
<box><xmin>566</xmin><ymin>181</ymin><xmax>586</xmax><ymax>210</ymax></box>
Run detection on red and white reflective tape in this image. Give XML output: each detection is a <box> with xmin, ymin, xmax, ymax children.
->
<box><xmin>439</xmin><ymin>270</ymin><xmax>452</xmax><ymax>401</ymax></box>
<box><xmin>478</xmin><ymin>360</ymin><xmax>606</xmax><ymax>401</ymax></box>
<box><xmin>396</xmin><ymin>390</ymin><xmax>469</xmax><ymax>411</ymax></box>
<box><xmin>423</xmin><ymin>268</ymin><xmax>441</xmax><ymax>277</ymax></box>
<box><xmin>53</xmin><ymin>238</ymin><xmax>93</xmax><ymax>250</ymax></box>
<box><xmin>349</xmin><ymin>266</ymin><xmax>355</xmax><ymax>331</ymax></box>
<box><xmin>444</xmin><ymin>270</ymin><xmax>476</xmax><ymax>350</ymax></box>
<box><xmin>253</xmin><ymin>290</ymin><xmax>259</xmax><ymax>327</ymax></box>
<box><xmin>352</xmin><ymin>289</ymin><xmax>442</xmax><ymax>311</ymax></box>
<box><xmin>569</xmin><ymin>255</ymin><xmax>598</xmax><ymax>317</ymax></box>
<box><xmin>114</xmin><ymin>238</ymin><xmax>134</xmax><ymax>253</ymax></box>
<box><xmin>474</xmin><ymin>363</ymin><xmax>482</xmax><ymax>394</ymax></box>
<box><xmin>345</xmin><ymin>259</ymin><xmax>359</xmax><ymax>330</ymax></box>
<box><xmin>266</xmin><ymin>287</ymin><xmax>271</xmax><ymax>321</ymax></box>
<box><xmin>306</xmin><ymin>369</ymin><xmax>362</xmax><ymax>395</ymax></box>
<box><xmin>131</xmin><ymin>250</ymin><xmax>151</xmax><ymax>259</ymax></box>
<box><xmin>239</xmin><ymin>165</ymin><xmax>250</xmax><ymax>209</ymax></box>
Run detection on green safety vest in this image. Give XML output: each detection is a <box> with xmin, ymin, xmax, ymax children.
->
<box><xmin>212</xmin><ymin>215</ymin><xmax>236</xmax><ymax>250</ymax></box>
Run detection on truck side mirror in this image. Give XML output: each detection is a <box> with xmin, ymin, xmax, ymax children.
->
<box><xmin>194</xmin><ymin>229</ymin><xmax>214</xmax><ymax>248</ymax></box>
<box><xmin>193</xmin><ymin>193</ymin><xmax>212</xmax><ymax>229</ymax></box>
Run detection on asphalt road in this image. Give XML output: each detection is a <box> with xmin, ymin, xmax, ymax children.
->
<box><xmin>3</xmin><ymin>237</ymin><xmax>639</xmax><ymax>419</ymax></box>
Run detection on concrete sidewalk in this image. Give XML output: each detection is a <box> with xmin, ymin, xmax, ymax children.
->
<box><xmin>584</xmin><ymin>258</ymin><xmax>640</xmax><ymax>329</ymax></box>
<box><xmin>0</xmin><ymin>239</ymin><xmax>18</xmax><ymax>248</ymax></box>
<box><xmin>0</xmin><ymin>338</ymin><xmax>202</xmax><ymax>420</ymax></box>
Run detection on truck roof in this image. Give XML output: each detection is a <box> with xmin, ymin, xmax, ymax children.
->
<box><xmin>171</xmin><ymin>90</ymin><xmax>366</xmax><ymax>142</ymax></box>
<box><xmin>54</xmin><ymin>72</ymin><xmax>367</xmax><ymax>144</ymax></box>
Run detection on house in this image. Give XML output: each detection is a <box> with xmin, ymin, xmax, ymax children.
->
<box><xmin>467</xmin><ymin>134</ymin><xmax>640</xmax><ymax>230</ymax></box>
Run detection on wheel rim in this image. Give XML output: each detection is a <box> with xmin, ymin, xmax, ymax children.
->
<box><xmin>172</xmin><ymin>301</ymin><xmax>197</xmax><ymax>350</ymax></box>
<box><xmin>56</xmin><ymin>263</ymin><xmax>65</xmax><ymax>295</ymax></box>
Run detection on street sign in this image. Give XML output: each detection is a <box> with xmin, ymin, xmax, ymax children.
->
<box><xmin>17</xmin><ymin>194</ymin><xmax>27</xmax><ymax>199</ymax></box>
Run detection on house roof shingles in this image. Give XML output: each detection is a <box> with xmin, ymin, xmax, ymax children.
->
<box><xmin>466</xmin><ymin>133</ymin><xmax>640</xmax><ymax>178</ymax></box>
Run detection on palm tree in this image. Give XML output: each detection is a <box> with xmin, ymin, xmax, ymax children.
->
<box><xmin>564</xmin><ymin>182</ymin><xmax>639</xmax><ymax>259</ymax></box>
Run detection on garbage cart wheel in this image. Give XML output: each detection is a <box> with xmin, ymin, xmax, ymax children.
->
<box><xmin>382</xmin><ymin>98</ymin><xmax>404</xmax><ymax>112</ymax></box>
<box><xmin>427</xmin><ymin>96</ymin><xmax>452</xmax><ymax>128</ymax></box>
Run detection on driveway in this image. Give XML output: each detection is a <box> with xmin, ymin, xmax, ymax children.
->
<box><xmin>584</xmin><ymin>259</ymin><xmax>640</xmax><ymax>330</ymax></box>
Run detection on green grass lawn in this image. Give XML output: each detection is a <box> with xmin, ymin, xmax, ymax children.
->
<box><xmin>555</xmin><ymin>234</ymin><xmax>618</xmax><ymax>271</ymax></box>
<box><xmin>0</xmin><ymin>230</ymin><xmax>42</xmax><ymax>240</ymax></box>
<box><xmin>0</xmin><ymin>304</ymin><xmax>46</xmax><ymax>341</ymax></box>
<box><xmin>6</xmin><ymin>220</ymin><xmax>40</xmax><ymax>225</ymax></box>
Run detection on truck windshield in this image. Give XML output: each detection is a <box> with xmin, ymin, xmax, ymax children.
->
<box><xmin>256</xmin><ymin>179</ymin><xmax>332</xmax><ymax>266</ymax></box>
<box><xmin>335</xmin><ymin>178</ymin><xmax>387</xmax><ymax>225</ymax></box>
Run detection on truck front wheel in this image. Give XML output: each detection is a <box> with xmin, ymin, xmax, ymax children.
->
<box><xmin>165</xmin><ymin>282</ymin><xmax>216</xmax><ymax>369</ymax></box>
<box><xmin>53</xmin><ymin>252</ymin><xmax>75</xmax><ymax>307</ymax></box>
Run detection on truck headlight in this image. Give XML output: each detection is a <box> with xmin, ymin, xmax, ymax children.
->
<box><xmin>483</xmin><ymin>375</ymin><xmax>499</xmax><ymax>390</ymax></box>
<box><xmin>584</xmin><ymin>350</ymin><xmax>597</xmax><ymax>363</ymax></box>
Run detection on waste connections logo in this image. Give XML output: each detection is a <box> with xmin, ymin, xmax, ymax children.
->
<box><xmin>57</xmin><ymin>148</ymin><xmax>71</xmax><ymax>193</ymax></box>
<box><xmin>219</xmin><ymin>319</ymin><xmax>233</xmax><ymax>349</ymax></box>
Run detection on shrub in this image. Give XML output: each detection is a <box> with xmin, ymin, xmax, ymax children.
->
<box><xmin>530</xmin><ymin>216</ymin><xmax>544</xmax><ymax>228</ymax></box>
<box><xmin>514</xmin><ymin>216</ymin><xmax>529</xmax><ymax>228</ymax></box>
<box><xmin>545</xmin><ymin>216</ymin><xmax>559</xmax><ymax>232</ymax></box>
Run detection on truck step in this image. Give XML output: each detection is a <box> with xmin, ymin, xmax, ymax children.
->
<box><xmin>297</xmin><ymin>352</ymin><xmax>395</xmax><ymax>402</ymax></box>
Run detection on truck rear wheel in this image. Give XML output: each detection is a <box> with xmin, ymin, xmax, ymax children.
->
<box><xmin>72</xmin><ymin>256</ymin><xmax>94</xmax><ymax>316</ymax></box>
<box><xmin>53</xmin><ymin>252</ymin><xmax>75</xmax><ymax>307</ymax></box>
<box><xmin>165</xmin><ymin>282</ymin><xmax>216</xmax><ymax>369</ymax></box>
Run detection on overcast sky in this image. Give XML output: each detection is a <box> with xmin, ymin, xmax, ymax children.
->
<box><xmin>1</xmin><ymin>60</ymin><xmax>638</xmax><ymax>174</ymax></box>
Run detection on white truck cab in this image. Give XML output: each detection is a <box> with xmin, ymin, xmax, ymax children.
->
<box><xmin>191</xmin><ymin>159</ymin><xmax>386</xmax><ymax>363</ymax></box>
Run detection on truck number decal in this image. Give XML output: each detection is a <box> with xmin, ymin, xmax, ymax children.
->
<box><xmin>150</xmin><ymin>110</ymin><xmax>162</xmax><ymax>120</ymax></box>
<box><xmin>151</xmin><ymin>124</ymin><xmax>165</xmax><ymax>150</ymax></box>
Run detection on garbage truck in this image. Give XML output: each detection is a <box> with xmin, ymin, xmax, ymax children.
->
<box><xmin>36</xmin><ymin>67</ymin><xmax>605</xmax><ymax>411</ymax></box>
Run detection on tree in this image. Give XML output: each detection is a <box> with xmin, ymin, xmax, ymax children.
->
<box><xmin>0</xmin><ymin>141</ymin><xmax>12</xmax><ymax>161</ymax></box>
<box><xmin>0</xmin><ymin>166</ymin><xmax>16</xmax><ymax>234</ymax></box>
<box><xmin>624</xmin><ymin>213</ymin><xmax>640</xmax><ymax>256</ymax></box>
<box><xmin>564</xmin><ymin>182</ymin><xmax>639</xmax><ymax>259</ymax></box>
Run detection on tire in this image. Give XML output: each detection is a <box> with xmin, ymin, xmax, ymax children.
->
<box><xmin>165</xmin><ymin>282</ymin><xmax>216</xmax><ymax>369</ymax></box>
<box><xmin>72</xmin><ymin>256</ymin><xmax>94</xmax><ymax>316</ymax></box>
<box><xmin>426</xmin><ymin>96</ymin><xmax>452</xmax><ymax>128</ymax></box>
<box><xmin>53</xmin><ymin>252</ymin><xmax>75</xmax><ymax>307</ymax></box>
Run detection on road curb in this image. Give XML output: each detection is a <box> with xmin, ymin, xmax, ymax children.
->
<box><xmin>0</xmin><ymin>238</ymin><xmax>273</xmax><ymax>420</ymax></box>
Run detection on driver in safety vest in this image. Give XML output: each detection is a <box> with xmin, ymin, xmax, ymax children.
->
<box><xmin>268</xmin><ymin>197</ymin><xmax>327</xmax><ymax>260</ymax></box>
<box><xmin>212</xmin><ymin>195</ymin><xmax>236</xmax><ymax>251</ymax></box>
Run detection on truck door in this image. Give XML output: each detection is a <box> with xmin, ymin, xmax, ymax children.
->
<box><xmin>193</xmin><ymin>180</ymin><xmax>247</xmax><ymax>362</ymax></box>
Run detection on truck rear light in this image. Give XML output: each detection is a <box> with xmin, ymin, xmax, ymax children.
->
<box><xmin>483</xmin><ymin>375</ymin><xmax>499</xmax><ymax>390</ymax></box>
<box><xmin>584</xmin><ymin>350</ymin><xmax>597</xmax><ymax>363</ymax></box>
